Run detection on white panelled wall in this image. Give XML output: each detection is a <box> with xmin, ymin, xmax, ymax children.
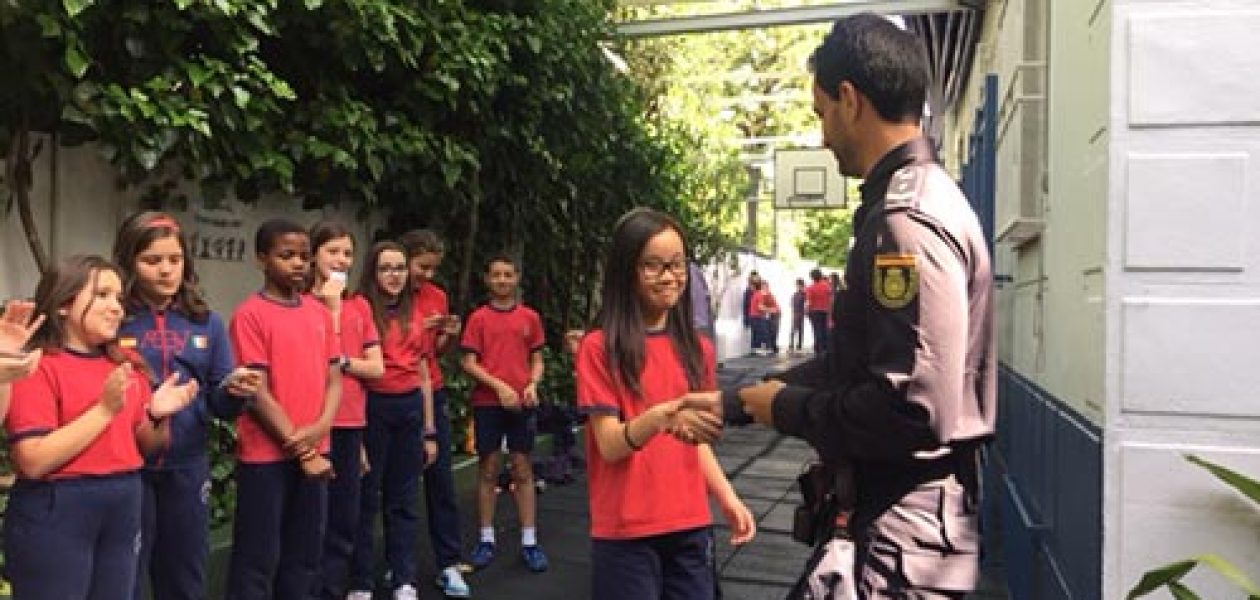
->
<box><xmin>942</xmin><ymin>0</ymin><xmax>1260</xmax><ymax>597</ymax></box>
<box><xmin>1107</xmin><ymin>1</ymin><xmax>1260</xmax><ymax>597</ymax></box>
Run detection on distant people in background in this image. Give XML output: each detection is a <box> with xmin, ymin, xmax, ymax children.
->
<box><xmin>742</xmin><ymin>271</ymin><xmax>760</xmax><ymax>353</ymax></box>
<box><xmin>689</xmin><ymin>261</ymin><xmax>715</xmax><ymax>342</ymax></box>
<box><xmin>805</xmin><ymin>269</ymin><xmax>832</xmax><ymax>354</ymax></box>
<box><xmin>763</xmin><ymin>283</ymin><xmax>781</xmax><ymax>355</ymax></box>
<box><xmin>789</xmin><ymin>278</ymin><xmax>806</xmax><ymax>354</ymax></box>
<box><xmin>746</xmin><ymin>281</ymin><xmax>768</xmax><ymax>355</ymax></box>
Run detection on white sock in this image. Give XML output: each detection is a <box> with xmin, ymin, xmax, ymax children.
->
<box><xmin>522</xmin><ymin>527</ymin><xmax>537</xmax><ymax>547</ymax></box>
<box><xmin>480</xmin><ymin>527</ymin><xmax>495</xmax><ymax>544</ymax></box>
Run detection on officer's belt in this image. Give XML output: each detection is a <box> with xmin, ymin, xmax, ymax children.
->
<box><xmin>850</xmin><ymin>441</ymin><xmax>983</xmax><ymax>532</ymax></box>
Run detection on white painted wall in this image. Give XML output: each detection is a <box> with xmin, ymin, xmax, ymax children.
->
<box><xmin>942</xmin><ymin>0</ymin><xmax>1108</xmax><ymax>424</ymax></box>
<box><xmin>1106</xmin><ymin>1</ymin><xmax>1260</xmax><ymax>597</ymax></box>
<box><xmin>1</xmin><ymin>144</ymin><xmax>382</xmax><ymax>313</ymax></box>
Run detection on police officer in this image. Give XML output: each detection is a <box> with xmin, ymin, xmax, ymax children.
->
<box><xmin>693</xmin><ymin>13</ymin><xmax>997</xmax><ymax>599</ymax></box>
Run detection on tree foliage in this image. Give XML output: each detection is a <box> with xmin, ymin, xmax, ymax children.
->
<box><xmin>618</xmin><ymin>5</ymin><xmax>846</xmax><ymax>261</ymax></box>
<box><xmin>0</xmin><ymin>0</ymin><xmax>742</xmax><ymax>311</ymax></box>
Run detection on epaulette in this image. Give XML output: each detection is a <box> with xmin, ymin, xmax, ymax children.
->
<box><xmin>882</xmin><ymin>164</ymin><xmax>927</xmax><ymax>211</ymax></box>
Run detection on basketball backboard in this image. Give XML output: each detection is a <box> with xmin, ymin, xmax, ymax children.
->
<box><xmin>772</xmin><ymin>148</ymin><xmax>848</xmax><ymax>209</ymax></box>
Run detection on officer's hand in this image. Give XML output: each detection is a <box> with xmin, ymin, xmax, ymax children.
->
<box><xmin>739</xmin><ymin>380</ymin><xmax>785</xmax><ymax>427</ymax></box>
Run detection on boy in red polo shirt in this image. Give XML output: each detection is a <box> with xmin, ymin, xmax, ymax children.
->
<box><xmin>225</xmin><ymin>219</ymin><xmax>342</xmax><ymax>600</ymax></box>
<box><xmin>460</xmin><ymin>254</ymin><xmax>548</xmax><ymax>572</ymax></box>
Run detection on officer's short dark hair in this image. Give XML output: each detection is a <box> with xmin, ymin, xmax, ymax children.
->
<box><xmin>809</xmin><ymin>13</ymin><xmax>929</xmax><ymax>123</ymax></box>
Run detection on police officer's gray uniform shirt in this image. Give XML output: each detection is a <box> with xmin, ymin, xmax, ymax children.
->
<box><xmin>767</xmin><ymin>138</ymin><xmax>997</xmax><ymax>595</ymax></box>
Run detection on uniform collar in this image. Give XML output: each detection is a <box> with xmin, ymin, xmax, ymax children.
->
<box><xmin>858</xmin><ymin>137</ymin><xmax>938</xmax><ymax>205</ymax></box>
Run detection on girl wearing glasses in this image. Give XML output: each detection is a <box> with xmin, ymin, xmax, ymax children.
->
<box><xmin>347</xmin><ymin>241</ymin><xmax>437</xmax><ymax>600</ymax></box>
<box><xmin>574</xmin><ymin>208</ymin><xmax>756</xmax><ymax>600</ymax></box>
<box><xmin>307</xmin><ymin>221</ymin><xmax>385</xmax><ymax>599</ymax></box>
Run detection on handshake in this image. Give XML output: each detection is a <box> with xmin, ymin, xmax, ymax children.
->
<box><xmin>658</xmin><ymin>378</ymin><xmax>788</xmax><ymax>445</ymax></box>
<box><xmin>654</xmin><ymin>392</ymin><xmax>725</xmax><ymax>446</ymax></box>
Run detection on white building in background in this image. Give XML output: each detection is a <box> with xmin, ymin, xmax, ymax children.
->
<box><xmin>940</xmin><ymin>0</ymin><xmax>1260</xmax><ymax>598</ymax></box>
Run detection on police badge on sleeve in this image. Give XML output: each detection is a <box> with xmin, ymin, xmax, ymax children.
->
<box><xmin>873</xmin><ymin>253</ymin><xmax>918</xmax><ymax>309</ymax></box>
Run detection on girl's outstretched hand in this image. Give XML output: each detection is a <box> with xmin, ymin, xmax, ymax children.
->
<box><xmin>150</xmin><ymin>372</ymin><xmax>199</xmax><ymax>419</ymax></box>
<box><xmin>0</xmin><ymin>348</ymin><xmax>41</xmax><ymax>384</ymax></box>
<box><xmin>0</xmin><ymin>300</ymin><xmax>44</xmax><ymax>355</ymax></box>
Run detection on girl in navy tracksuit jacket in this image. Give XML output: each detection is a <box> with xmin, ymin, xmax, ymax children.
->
<box><xmin>113</xmin><ymin>212</ymin><xmax>257</xmax><ymax>600</ymax></box>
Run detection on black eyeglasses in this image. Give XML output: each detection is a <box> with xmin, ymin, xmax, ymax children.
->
<box><xmin>377</xmin><ymin>265</ymin><xmax>408</xmax><ymax>275</ymax></box>
<box><xmin>639</xmin><ymin>258</ymin><xmax>688</xmax><ymax>279</ymax></box>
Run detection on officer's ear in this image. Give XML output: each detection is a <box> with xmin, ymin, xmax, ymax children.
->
<box><xmin>837</xmin><ymin>81</ymin><xmax>862</xmax><ymax>123</ymax></box>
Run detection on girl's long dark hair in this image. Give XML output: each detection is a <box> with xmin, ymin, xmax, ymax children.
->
<box><xmin>29</xmin><ymin>255</ymin><xmax>151</xmax><ymax>377</ymax></box>
<box><xmin>113</xmin><ymin>211</ymin><xmax>209</xmax><ymax>321</ymax></box>
<box><xmin>597</xmin><ymin>208</ymin><xmax>704</xmax><ymax>399</ymax></box>
<box><xmin>357</xmin><ymin>241</ymin><xmax>413</xmax><ymax>339</ymax></box>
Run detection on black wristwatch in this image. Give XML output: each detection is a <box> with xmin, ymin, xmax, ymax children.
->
<box><xmin>337</xmin><ymin>355</ymin><xmax>351</xmax><ymax>373</ymax></box>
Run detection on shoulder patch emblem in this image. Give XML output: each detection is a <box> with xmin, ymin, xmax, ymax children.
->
<box><xmin>873</xmin><ymin>253</ymin><xmax>918</xmax><ymax>309</ymax></box>
<box><xmin>885</xmin><ymin>166</ymin><xmax>922</xmax><ymax>208</ymax></box>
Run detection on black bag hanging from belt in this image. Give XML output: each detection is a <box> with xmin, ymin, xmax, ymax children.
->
<box><xmin>787</xmin><ymin>461</ymin><xmax>858</xmax><ymax>600</ymax></box>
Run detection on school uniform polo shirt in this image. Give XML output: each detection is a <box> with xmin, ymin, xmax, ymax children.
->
<box><xmin>575</xmin><ymin>330</ymin><xmax>715</xmax><ymax>539</ymax></box>
<box><xmin>6</xmin><ymin>350</ymin><xmax>149</xmax><ymax>478</ymax></box>
<box><xmin>366</xmin><ymin>307</ymin><xmax>432</xmax><ymax>395</ymax></box>
<box><xmin>413</xmin><ymin>282</ymin><xmax>448</xmax><ymax>390</ymax></box>
<box><xmin>460</xmin><ymin>303</ymin><xmax>545</xmax><ymax>408</ymax></box>
<box><xmin>229</xmin><ymin>293</ymin><xmax>339</xmax><ymax>463</ymax></box>
<box><xmin>805</xmin><ymin>281</ymin><xmax>832</xmax><ymax>313</ymax></box>
<box><xmin>332</xmin><ymin>295</ymin><xmax>380</xmax><ymax>427</ymax></box>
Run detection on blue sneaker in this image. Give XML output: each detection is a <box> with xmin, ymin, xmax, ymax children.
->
<box><xmin>434</xmin><ymin>567</ymin><xmax>471</xmax><ymax>598</ymax></box>
<box><xmin>521</xmin><ymin>545</ymin><xmax>549</xmax><ymax>572</ymax></box>
<box><xmin>469</xmin><ymin>541</ymin><xmax>496</xmax><ymax>569</ymax></box>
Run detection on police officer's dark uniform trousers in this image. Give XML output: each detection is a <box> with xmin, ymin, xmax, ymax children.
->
<box><xmin>751</xmin><ymin>138</ymin><xmax>996</xmax><ymax>599</ymax></box>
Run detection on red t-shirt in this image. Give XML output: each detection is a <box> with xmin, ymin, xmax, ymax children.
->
<box><xmin>760</xmin><ymin>290</ymin><xmax>780</xmax><ymax>314</ymax></box>
<box><xmin>746</xmin><ymin>289</ymin><xmax>766</xmax><ymax>318</ymax></box>
<box><xmin>413</xmin><ymin>282</ymin><xmax>448</xmax><ymax>390</ymax></box>
<box><xmin>333</xmin><ymin>295</ymin><xmax>380</xmax><ymax>427</ymax></box>
<box><xmin>5</xmin><ymin>350</ymin><xmax>149</xmax><ymax>479</ymax></box>
<box><xmin>366</xmin><ymin>307</ymin><xmax>432</xmax><ymax>395</ymax></box>
<box><xmin>460</xmin><ymin>303</ymin><xmax>545</xmax><ymax>408</ymax></box>
<box><xmin>229</xmin><ymin>293</ymin><xmax>339</xmax><ymax>463</ymax></box>
<box><xmin>805</xmin><ymin>280</ymin><xmax>832</xmax><ymax>312</ymax></box>
<box><xmin>575</xmin><ymin>329</ymin><xmax>715</xmax><ymax>539</ymax></box>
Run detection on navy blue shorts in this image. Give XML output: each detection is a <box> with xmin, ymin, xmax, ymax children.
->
<box><xmin>591</xmin><ymin>526</ymin><xmax>717</xmax><ymax>600</ymax></box>
<box><xmin>473</xmin><ymin>406</ymin><xmax>537</xmax><ymax>456</ymax></box>
<box><xmin>4</xmin><ymin>472</ymin><xmax>142</xmax><ymax>600</ymax></box>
